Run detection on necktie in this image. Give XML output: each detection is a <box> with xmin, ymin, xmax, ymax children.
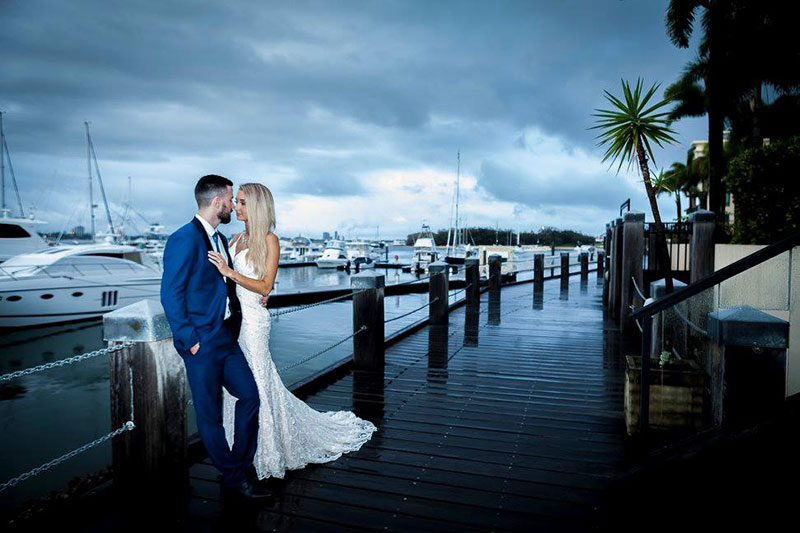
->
<box><xmin>212</xmin><ymin>232</ymin><xmax>221</xmax><ymax>254</ymax></box>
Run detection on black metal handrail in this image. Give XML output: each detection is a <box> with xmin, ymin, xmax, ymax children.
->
<box><xmin>631</xmin><ymin>229</ymin><xmax>800</xmax><ymax>320</ymax></box>
<box><xmin>620</xmin><ymin>198</ymin><xmax>630</xmax><ymax>216</ymax></box>
<box><xmin>632</xmin><ymin>228</ymin><xmax>800</xmax><ymax>433</ymax></box>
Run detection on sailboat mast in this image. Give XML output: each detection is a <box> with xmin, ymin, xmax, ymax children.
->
<box><xmin>85</xmin><ymin>122</ymin><xmax>116</xmax><ymax>238</ymax></box>
<box><xmin>455</xmin><ymin>151</ymin><xmax>460</xmax><ymax>248</ymax></box>
<box><xmin>85</xmin><ymin>122</ymin><xmax>96</xmax><ymax>239</ymax></box>
<box><xmin>1</xmin><ymin>112</ymin><xmax>5</xmax><ymax>213</ymax></box>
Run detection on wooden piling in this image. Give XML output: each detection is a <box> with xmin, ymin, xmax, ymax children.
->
<box><xmin>104</xmin><ymin>300</ymin><xmax>188</xmax><ymax>489</ymax></box>
<box><xmin>465</xmin><ymin>258</ymin><xmax>480</xmax><ymax>305</ymax></box>
<box><xmin>428</xmin><ymin>261</ymin><xmax>450</xmax><ymax>325</ymax></box>
<box><xmin>620</xmin><ymin>212</ymin><xmax>644</xmax><ymax>335</ymax></box>
<box><xmin>352</xmin><ymin>272</ymin><xmax>386</xmax><ymax>371</ymax></box>
<box><xmin>580</xmin><ymin>252</ymin><xmax>588</xmax><ymax>280</ymax></box>
<box><xmin>488</xmin><ymin>254</ymin><xmax>502</xmax><ymax>293</ymax></box>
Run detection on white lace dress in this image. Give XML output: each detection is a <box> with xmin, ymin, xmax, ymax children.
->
<box><xmin>222</xmin><ymin>246</ymin><xmax>378</xmax><ymax>480</ymax></box>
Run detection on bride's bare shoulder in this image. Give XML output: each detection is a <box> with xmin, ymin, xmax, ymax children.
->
<box><xmin>266</xmin><ymin>232</ymin><xmax>279</xmax><ymax>248</ymax></box>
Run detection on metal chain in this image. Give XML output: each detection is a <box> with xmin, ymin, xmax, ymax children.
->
<box><xmin>631</xmin><ymin>276</ymin><xmax>647</xmax><ymax>302</ymax></box>
<box><xmin>384</xmin><ymin>297</ymin><xmax>439</xmax><ymax>324</ymax></box>
<box><xmin>277</xmin><ymin>325</ymin><xmax>369</xmax><ymax>372</ymax></box>
<box><xmin>269</xmin><ymin>289</ymin><xmax>366</xmax><ymax>318</ymax></box>
<box><xmin>449</xmin><ymin>283</ymin><xmax>473</xmax><ymax>297</ymax></box>
<box><xmin>0</xmin><ymin>341</ymin><xmax>134</xmax><ymax>383</ymax></box>
<box><xmin>673</xmin><ymin>305</ymin><xmax>709</xmax><ymax>337</ymax></box>
<box><xmin>0</xmin><ymin>362</ymin><xmax>136</xmax><ymax>492</ymax></box>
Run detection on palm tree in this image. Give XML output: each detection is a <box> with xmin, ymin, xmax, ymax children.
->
<box><xmin>592</xmin><ymin>78</ymin><xmax>678</xmax><ymax>291</ymax></box>
<box><xmin>653</xmin><ymin>164</ymin><xmax>686</xmax><ymax>224</ymax></box>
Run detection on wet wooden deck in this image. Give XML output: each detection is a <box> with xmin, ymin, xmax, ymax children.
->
<box><xmin>177</xmin><ymin>275</ymin><xmax>635</xmax><ymax>532</ymax></box>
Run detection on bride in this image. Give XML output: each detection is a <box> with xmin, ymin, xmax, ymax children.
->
<box><xmin>207</xmin><ymin>182</ymin><xmax>378</xmax><ymax>482</ymax></box>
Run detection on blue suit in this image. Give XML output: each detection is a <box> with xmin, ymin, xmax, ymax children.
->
<box><xmin>161</xmin><ymin>217</ymin><xmax>259</xmax><ymax>487</ymax></box>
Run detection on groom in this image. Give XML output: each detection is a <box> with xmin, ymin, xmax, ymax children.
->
<box><xmin>161</xmin><ymin>174</ymin><xmax>270</xmax><ymax>500</ymax></box>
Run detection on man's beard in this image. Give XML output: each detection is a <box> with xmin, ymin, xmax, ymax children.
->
<box><xmin>218</xmin><ymin>208</ymin><xmax>232</xmax><ymax>224</ymax></box>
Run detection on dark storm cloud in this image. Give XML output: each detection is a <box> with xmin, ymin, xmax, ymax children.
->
<box><xmin>0</xmin><ymin>0</ymin><xmax>704</xmax><ymax>234</ymax></box>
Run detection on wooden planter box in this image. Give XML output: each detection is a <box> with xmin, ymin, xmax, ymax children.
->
<box><xmin>624</xmin><ymin>355</ymin><xmax>705</xmax><ymax>435</ymax></box>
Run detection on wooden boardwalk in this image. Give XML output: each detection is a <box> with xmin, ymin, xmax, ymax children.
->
<box><xmin>176</xmin><ymin>275</ymin><xmax>636</xmax><ymax>532</ymax></box>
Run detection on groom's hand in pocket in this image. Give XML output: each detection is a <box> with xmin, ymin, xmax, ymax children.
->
<box><xmin>190</xmin><ymin>342</ymin><xmax>200</xmax><ymax>355</ymax></box>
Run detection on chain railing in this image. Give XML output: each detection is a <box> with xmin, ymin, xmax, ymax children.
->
<box><xmin>0</xmin><ymin>341</ymin><xmax>134</xmax><ymax>383</ymax></box>
<box><xmin>268</xmin><ymin>289</ymin><xmax>366</xmax><ymax>318</ymax></box>
<box><xmin>384</xmin><ymin>297</ymin><xmax>439</xmax><ymax>324</ymax></box>
<box><xmin>0</xmin><ymin>343</ymin><xmax>137</xmax><ymax>492</ymax></box>
<box><xmin>277</xmin><ymin>325</ymin><xmax>369</xmax><ymax>372</ymax></box>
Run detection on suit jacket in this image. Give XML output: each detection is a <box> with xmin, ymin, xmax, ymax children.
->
<box><xmin>160</xmin><ymin>217</ymin><xmax>242</xmax><ymax>357</ymax></box>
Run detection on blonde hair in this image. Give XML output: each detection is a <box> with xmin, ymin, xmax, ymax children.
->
<box><xmin>239</xmin><ymin>182</ymin><xmax>276</xmax><ymax>280</ymax></box>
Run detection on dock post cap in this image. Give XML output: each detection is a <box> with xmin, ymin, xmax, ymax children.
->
<box><xmin>707</xmin><ymin>306</ymin><xmax>789</xmax><ymax>349</ymax></box>
<box><xmin>560</xmin><ymin>251</ymin><xmax>570</xmax><ymax>257</ymax></box>
<box><xmin>487</xmin><ymin>254</ymin><xmax>502</xmax><ymax>260</ymax></box>
<box><xmin>615</xmin><ymin>217</ymin><xmax>623</xmax><ymax>224</ymax></box>
<box><xmin>351</xmin><ymin>271</ymin><xmax>385</xmax><ymax>289</ymax></box>
<box><xmin>103</xmin><ymin>298</ymin><xmax>172</xmax><ymax>342</ymax></box>
<box><xmin>428</xmin><ymin>261</ymin><xmax>449</xmax><ymax>273</ymax></box>
<box><xmin>689</xmin><ymin>209</ymin><xmax>715</xmax><ymax>223</ymax></box>
<box><xmin>464</xmin><ymin>257</ymin><xmax>479</xmax><ymax>266</ymax></box>
<box><xmin>622</xmin><ymin>211</ymin><xmax>645</xmax><ymax>223</ymax></box>
<box><xmin>651</xmin><ymin>278</ymin><xmax>687</xmax><ymax>299</ymax></box>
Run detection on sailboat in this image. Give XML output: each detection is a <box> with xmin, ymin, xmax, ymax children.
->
<box><xmin>0</xmin><ymin>123</ymin><xmax>162</xmax><ymax>327</ymax></box>
<box><xmin>444</xmin><ymin>151</ymin><xmax>474</xmax><ymax>264</ymax></box>
<box><xmin>0</xmin><ymin>112</ymin><xmax>49</xmax><ymax>262</ymax></box>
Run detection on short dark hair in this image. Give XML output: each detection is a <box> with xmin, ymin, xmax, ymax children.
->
<box><xmin>194</xmin><ymin>174</ymin><xmax>233</xmax><ymax>207</ymax></box>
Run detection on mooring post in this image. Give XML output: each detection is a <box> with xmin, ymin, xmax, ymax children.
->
<box><xmin>603</xmin><ymin>223</ymin><xmax>611</xmax><ymax>306</ymax></box>
<box><xmin>104</xmin><ymin>300</ymin><xmax>188</xmax><ymax>489</ymax></box>
<box><xmin>611</xmin><ymin>218</ymin><xmax>624</xmax><ymax>320</ymax></box>
<box><xmin>597</xmin><ymin>250</ymin><xmax>605</xmax><ymax>281</ymax></box>
<box><xmin>533</xmin><ymin>253</ymin><xmax>544</xmax><ymax>284</ymax></box>
<box><xmin>352</xmin><ymin>272</ymin><xmax>385</xmax><ymax>371</ymax></box>
<box><xmin>620</xmin><ymin>211</ymin><xmax>645</xmax><ymax>335</ymax></box>
<box><xmin>707</xmin><ymin>307</ymin><xmax>789</xmax><ymax>426</ymax></box>
<box><xmin>465</xmin><ymin>257</ymin><xmax>480</xmax><ymax>305</ymax></box>
<box><xmin>428</xmin><ymin>261</ymin><xmax>450</xmax><ymax>325</ymax></box>
<box><xmin>560</xmin><ymin>252</ymin><xmax>570</xmax><ymax>283</ymax></box>
<box><xmin>488</xmin><ymin>254</ymin><xmax>502</xmax><ymax>293</ymax></box>
<box><xmin>580</xmin><ymin>252</ymin><xmax>589</xmax><ymax>280</ymax></box>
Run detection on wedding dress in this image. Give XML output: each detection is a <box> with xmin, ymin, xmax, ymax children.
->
<box><xmin>222</xmin><ymin>245</ymin><xmax>378</xmax><ymax>480</ymax></box>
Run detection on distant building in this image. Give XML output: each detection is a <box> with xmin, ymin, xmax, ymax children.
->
<box><xmin>686</xmin><ymin>135</ymin><xmax>735</xmax><ymax>226</ymax></box>
<box><xmin>322</xmin><ymin>231</ymin><xmax>331</xmax><ymax>240</ymax></box>
<box><xmin>334</xmin><ymin>230</ymin><xmax>339</xmax><ymax>240</ymax></box>
<box><xmin>72</xmin><ymin>225</ymin><xmax>87</xmax><ymax>237</ymax></box>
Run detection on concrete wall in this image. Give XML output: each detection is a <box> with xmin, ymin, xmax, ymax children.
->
<box><xmin>714</xmin><ymin>245</ymin><xmax>799</xmax><ymax>396</ymax></box>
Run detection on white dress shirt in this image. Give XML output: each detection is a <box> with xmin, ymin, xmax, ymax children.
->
<box><xmin>195</xmin><ymin>214</ymin><xmax>231</xmax><ymax>320</ymax></box>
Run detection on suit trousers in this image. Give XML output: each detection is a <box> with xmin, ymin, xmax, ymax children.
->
<box><xmin>182</xmin><ymin>324</ymin><xmax>259</xmax><ymax>487</ymax></box>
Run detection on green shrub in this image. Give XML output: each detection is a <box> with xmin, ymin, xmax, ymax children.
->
<box><xmin>726</xmin><ymin>136</ymin><xmax>800</xmax><ymax>244</ymax></box>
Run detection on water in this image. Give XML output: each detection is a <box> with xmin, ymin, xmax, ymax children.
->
<box><xmin>0</xmin><ymin>246</ymin><xmax>588</xmax><ymax>514</ymax></box>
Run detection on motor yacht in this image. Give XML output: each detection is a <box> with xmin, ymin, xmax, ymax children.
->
<box><xmin>0</xmin><ymin>243</ymin><xmax>161</xmax><ymax>327</ymax></box>
<box><xmin>315</xmin><ymin>239</ymin><xmax>349</xmax><ymax>269</ymax></box>
<box><xmin>346</xmin><ymin>241</ymin><xmax>377</xmax><ymax>269</ymax></box>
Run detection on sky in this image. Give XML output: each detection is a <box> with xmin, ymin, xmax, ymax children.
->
<box><xmin>0</xmin><ymin>0</ymin><xmax>707</xmax><ymax>240</ymax></box>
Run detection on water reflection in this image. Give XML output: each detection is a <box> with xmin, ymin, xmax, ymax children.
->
<box><xmin>560</xmin><ymin>278</ymin><xmax>569</xmax><ymax>300</ymax></box>
<box><xmin>427</xmin><ymin>324</ymin><xmax>449</xmax><ymax>381</ymax></box>
<box><xmin>464</xmin><ymin>303</ymin><xmax>480</xmax><ymax>346</ymax></box>
<box><xmin>533</xmin><ymin>282</ymin><xmax>544</xmax><ymax>310</ymax></box>
<box><xmin>352</xmin><ymin>369</ymin><xmax>385</xmax><ymax>421</ymax></box>
<box><xmin>488</xmin><ymin>291</ymin><xmax>501</xmax><ymax>326</ymax></box>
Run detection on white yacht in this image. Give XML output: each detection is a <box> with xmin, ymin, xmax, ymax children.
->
<box><xmin>315</xmin><ymin>239</ymin><xmax>349</xmax><ymax>269</ymax></box>
<box><xmin>346</xmin><ymin>241</ymin><xmax>377</xmax><ymax>269</ymax></box>
<box><xmin>409</xmin><ymin>224</ymin><xmax>439</xmax><ymax>273</ymax></box>
<box><xmin>0</xmin><ymin>243</ymin><xmax>161</xmax><ymax>327</ymax></box>
<box><xmin>0</xmin><ymin>211</ymin><xmax>49</xmax><ymax>262</ymax></box>
<box><xmin>279</xmin><ymin>238</ymin><xmax>296</xmax><ymax>265</ymax></box>
<box><xmin>289</xmin><ymin>235</ymin><xmax>320</xmax><ymax>262</ymax></box>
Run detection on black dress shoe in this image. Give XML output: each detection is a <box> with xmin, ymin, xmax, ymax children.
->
<box><xmin>222</xmin><ymin>480</ymin><xmax>274</xmax><ymax>501</ymax></box>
